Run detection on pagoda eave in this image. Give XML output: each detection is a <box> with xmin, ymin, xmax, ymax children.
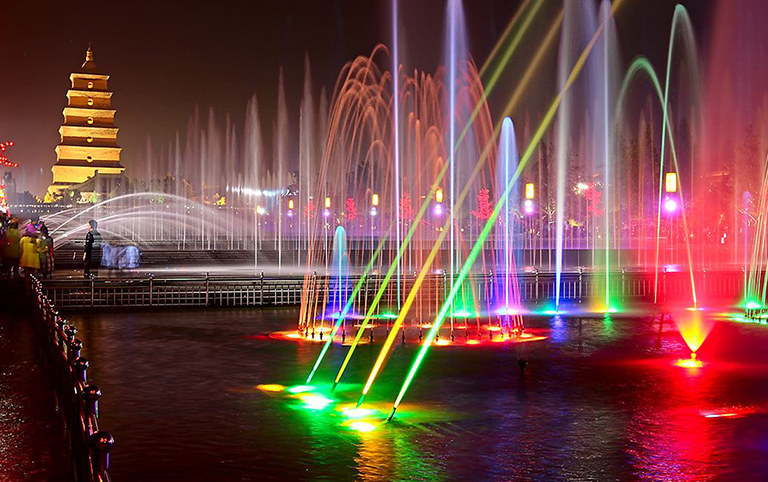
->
<box><xmin>69</xmin><ymin>72</ymin><xmax>109</xmax><ymax>81</ymax></box>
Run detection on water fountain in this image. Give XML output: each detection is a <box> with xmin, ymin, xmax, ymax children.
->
<box><xmin>33</xmin><ymin>0</ymin><xmax>768</xmax><ymax>421</ymax></box>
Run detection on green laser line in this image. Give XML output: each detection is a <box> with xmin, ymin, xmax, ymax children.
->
<box><xmin>331</xmin><ymin>180</ymin><xmax>443</xmax><ymax>388</ymax></box>
<box><xmin>389</xmin><ymin>0</ymin><xmax>625</xmax><ymax>420</ymax></box>
<box><xmin>305</xmin><ymin>228</ymin><xmax>391</xmax><ymax>384</ymax></box>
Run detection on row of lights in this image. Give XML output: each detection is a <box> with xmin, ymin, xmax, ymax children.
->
<box><xmin>252</xmin><ymin>175</ymin><xmax>678</xmax><ymax>219</ymax></box>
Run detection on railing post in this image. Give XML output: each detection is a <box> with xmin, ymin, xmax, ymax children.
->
<box><xmin>84</xmin><ymin>384</ymin><xmax>101</xmax><ymax>419</ymax></box>
<box><xmin>534</xmin><ymin>268</ymin><xmax>539</xmax><ymax>301</ymax></box>
<box><xmin>578</xmin><ymin>266</ymin><xmax>584</xmax><ymax>303</ymax></box>
<box><xmin>64</xmin><ymin>325</ymin><xmax>77</xmax><ymax>362</ymax></box>
<box><xmin>70</xmin><ymin>339</ymin><xmax>83</xmax><ymax>363</ymax></box>
<box><xmin>73</xmin><ymin>357</ymin><xmax>89</xmax><ymax>386</ymax></box>
<box><xmin>205</xmin><ymin>272</ymin><xmax>210</xmax><ymax>306</ymax></box>
<box><xmin>260</xmin><ymin>271</ymin><xmax>265</xmax><ymax>305</ymax></box>
<box><xmin>621</xmin><ymin>268</ymin><xmax>626</xmax><ymax>301</ymax></box>
<box><xmin>90</xmin><ymin>431</ymin><xmax>114</xmax><ymax>479</ymax></box>
<box><xmin>148</xmin><ymin>273</ymin><xmax>154</xmax><ymax>307</ymax></box>
<box><xmin>90</xmin><ymin>274</ymin><xmax>95</xmax><ymax>308</ymax></box>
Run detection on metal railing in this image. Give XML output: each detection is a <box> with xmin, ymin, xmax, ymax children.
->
<box><xmin>29</xmin><ymin>276</ymin><xmax>114</xmax><ymax>481</ymax></box>
<box><xmin>40</xmin><ymin>269</ymin><xmax>745</xmax><ymax>310</ymax></box>
<box><xmin>43</xmin><ymin>273</ymin><xmax>306</xmax><ymax>309</ymax></box>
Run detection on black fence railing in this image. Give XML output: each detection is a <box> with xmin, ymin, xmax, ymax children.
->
<box><xmin>39</xmin><ymin>269</ymin><xmax>745</xmax><ymax>311</ymax></box>
<box><xmin>29</xmin><ymin>276</ymin><xmax>114</xmax><ymax>481</ymax></box>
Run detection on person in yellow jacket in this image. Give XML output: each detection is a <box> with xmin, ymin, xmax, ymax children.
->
<box><xmin>19</xmin><ymin>232</ymin><xmax>43</xmax><ymax>279</ymax></box>
<box><xmin>1</xmin><ymin>220</ymin><xmax>20</xmax><ymax>277</ymax></box>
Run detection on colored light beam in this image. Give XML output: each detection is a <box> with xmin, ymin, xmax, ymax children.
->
<box><xmin>460</xmin><ymin>0</ymin><xmax>550</xmax><ymax>150</ymax></box>
<box><xmin>305</xmin><ymin>228</ymin><xmax>391</xmax><ymax>384</ymax></box>
<box><xmin>359</xmin><ymin>211</ymin><xmax>452</xmax><ymax>405</ymax></box>
<box><xmin>332</xmin><ymin>180</ymin><xmax>444</xmax><ymax>388</ymax></box>
<box><xmin>388</xmin><ymin>0</ymin><xmax>626</xmax><ymax>421</ymax></box>
<box><xmin>478</xmin><ymin>0</ymin><xmax>536</xmax><ymax>78</ymax></box>
<box><xmin>358</xmin><ymin>2</ymin><xmax>577</xmax><ymax>402</ymax></box>
<box><xmin>653</xmin><ymin>5</ymin><xmax>698</xmax><ymax>308</ymax></box>
<box><xmin>326</xmin><ymin>0</ymin><xmax>565</xmax><ymax>391</ymax></box>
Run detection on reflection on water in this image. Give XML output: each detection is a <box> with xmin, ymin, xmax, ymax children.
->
<box><xmin>70</xmin><ymin>309</ymin><xmax>768</xmax><ymax>481</ymax></box>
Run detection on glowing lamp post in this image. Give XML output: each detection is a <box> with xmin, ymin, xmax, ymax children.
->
<box><xmin>525</xmin><ymin>183</ymin><xmax>535</xmax><ymax>200</ymax></box>
<box><xmin>664</xmin><ymin>173</ymin><xmax>679</xmax><ymax>214</ymax></box>
<box><xmin>434</xmin><ymin>188</ymin><xmax>444</xmax><ymax>216</ymax></box>
<box><xmin>287</xmin><ymin>198</ymin><xmax>295</xmax><ymax>217</ymax></box>
<box><xmin>371</xmin><ymin>193</ymin><xmax>379</xmax><ymax>216</ymax></box>
<box><xmin>323</xmin><ymin>197</ymin><xmax>331</xmax><ymax>217</ymax></box>
<box><xmin>665</xmin><ymin>172</ymin><xmax>677</xmax><ymax>193</ymax></box>
<box><xmin>523</xmin><ymin>183</ymin><xmax>535</xmax><ymax>215</ymax></box>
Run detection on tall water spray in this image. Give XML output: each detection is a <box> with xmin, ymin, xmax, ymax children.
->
<box><xmin>495</xmin><ymin>118</ymin><xmax>520</xmax><ymax>312</ymax></box>
<box><xmin>555</xmin><ymin>0</ymin><xmax>617</xmax><ymax>309</ymax></box>
<box><xmin>329</xmin><ymin>226</ymin><xmax>350</xmax><ymax>317</ymax></box>
<box><xmin>392</xmin><ymin>0</ymin><xmax>402</xmax><ymax>310</ymax></box>
<box><xmin>443</xmin><ymin>0</ymin><xmax>472</xmax><ymax>318</ymax></box>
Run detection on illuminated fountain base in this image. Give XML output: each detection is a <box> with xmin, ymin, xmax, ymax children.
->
<box><xmin>674</xmin><ymin>352</ymin><xmax>705</xmax><ymax>369</ymax></box>
<box><xmin>271</xmin><ymin>325</ymin><xmax>547</xmax><ymax>347</ymax></box>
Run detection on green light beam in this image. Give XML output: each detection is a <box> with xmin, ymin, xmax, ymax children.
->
<box><xmin>305</xmin><ymin>230</ymin><xmax>390</xmax><ymax>384</ymax></box>
<box><xmin>389</xmin><ymin>0</ymin><xmax>626</xmax><ymax>421</ymax></box>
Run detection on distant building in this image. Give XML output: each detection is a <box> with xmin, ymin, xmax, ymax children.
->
<box><xmin>48</xmin><ymin>46</ymin><xmax>126</xmax><ymax>197</ymax></box>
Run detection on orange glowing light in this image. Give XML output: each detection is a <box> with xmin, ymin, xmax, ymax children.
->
<box><xmin>288</xmin><ymin>199</ymin><xmax>295</xmax><ymax>210</ymax></box>
<box><xmin>257</xmin><ymin>384</ymin><xmax>285</xmax><ymax>392</ymax></box>
<box><xmin>435</xmin><ymin>188</ymin><xmax>444</xmax><ymax>204</ymax></box>
<box><xmin>466</xmin><ymin>339</ymin><xmax>481</xmax><ymax>345</ymax></box>
<box><xmin>665</xmin><ymin>172</ymin><xmax>677</xmax><ymax>193</ymax></box>
<box><xmin>434</xmin><ymin>339</ymin><xmax>452</xmax><ymax>346</ymax></box>
<box><xmin>324</xmin><ymin>197</ymin><xmax>331</xmax><ymax>209</ymax></box>
<box><xmin>525</xmin><ymin>182</ymin><xmax>535</xmax><ymax>200</ymax></box>
<box><xmin>371</xmin><ymin>193</ymin><xmax>379</xmax><ymax>206</ymax></box>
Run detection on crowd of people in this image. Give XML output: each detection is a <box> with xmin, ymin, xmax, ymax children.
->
<box><xmin>2</xmin><ymin>214</ymin><xmax>141</xmax><ymax>279</ymax></box>
<box><xmin>1</xmin><ymin>209</ymin><xmax>55</xmax><ymax>280</ymax></box>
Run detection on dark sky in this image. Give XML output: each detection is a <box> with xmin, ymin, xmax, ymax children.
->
<box><xmin>0</xmin><ymin>0</ymin><xmax>711</xmax><ymax>195</ymax></box>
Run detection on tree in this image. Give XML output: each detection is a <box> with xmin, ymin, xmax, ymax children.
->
<box><xmin>305</xmin><ymin>199</ymin><xmax>316</xmax><ymax>218</ymax></box>
<box><xmin>584</xmin><ymin>184</ymin><xmax>604</xmax><ymax>217</ymax></box>
<box><xmin>345</xmin><ymin>197</ymin><xmax>357</xmax><ymax>221</ymax></box>
<box><xmin>472</xmin><ymin>188</ymin><xmax>493</xmax><ymax>220</ymax></box>
<box><xmin>399</xmin><ymin>192</ymin><xmax>414</xmax><ymax>221</ymax></box>
<box><xmin>0</xmin><ymin>141</ymin><xmax>17</xmax><ymax>208</ymax></box>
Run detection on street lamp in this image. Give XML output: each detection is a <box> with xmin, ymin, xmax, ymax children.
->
<box><xmin>664</xmin><ymin>173</ymin><xmax>679</xmax><ymax>213</ymax></box>
<box><xmin>324</xmin><ymin>197</ymin><xmax>331</xmax><ymax>217</ymax></box>
<box><xmin>524</xmin><ymin>182</ymin><xmax>535</xmax><ymax>215</ymax></box>
<box><xmin>525</xmin><ymin>183</ymin><xmax>535</xmax><ymax>200</ymax></box>
<box><xmin>434</xmin><ymin>188</ymin><xmax>444</xmax><ymax>216</ymax></box>
<box><xmin>665</xmin><ymin>172</ymin><xmax>677</xmax><ymax>193</ymax></box>
<box><xmin>371</xmin><ymin>193</ymin><xmax>379</xmax><ymax>216</ymax></box>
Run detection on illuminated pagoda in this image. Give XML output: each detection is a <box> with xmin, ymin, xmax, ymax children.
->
<box><xmin>48</xmin><ymin>46</ymin><xmax>125</xmax><ymax>197</ymax></box>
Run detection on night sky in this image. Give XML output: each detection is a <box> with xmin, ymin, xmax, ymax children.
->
<box><xmin>0</xmin><ymin>0</ymin><xmax>712</xmax><ymax>195</ymax></box>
